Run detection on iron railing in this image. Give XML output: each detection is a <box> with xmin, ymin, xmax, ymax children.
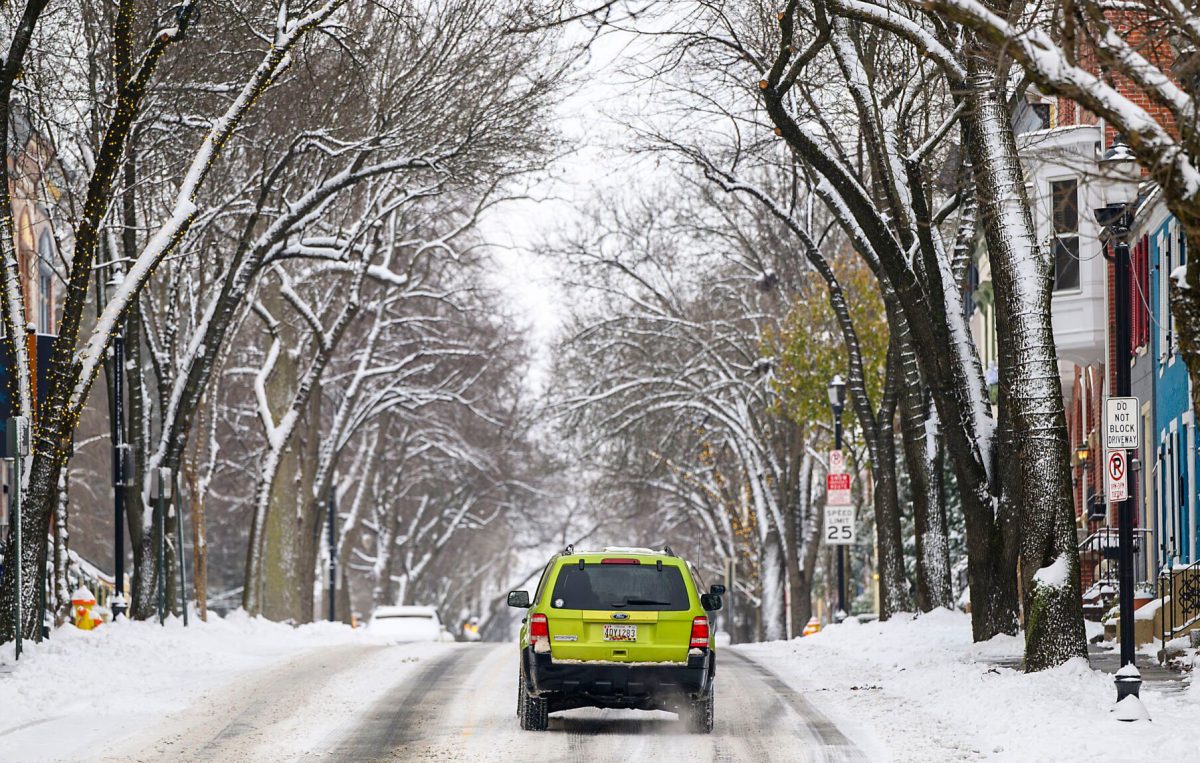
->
<box><xmin>1158</xmin><ymin>559</ymin><xmax>1200</xmax><ymax>650</ymax></box>
<box><xmin>1077</xmin><ymin>528</ymin><xmax>1155</xmax><ymax>618</ymax></box>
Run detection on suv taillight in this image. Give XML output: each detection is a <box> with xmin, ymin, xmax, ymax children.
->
<box><xmin>530</xmin><ymin>613</ymin><xmax>549</xmax><ymax>639</ymax></box>
<box><xmin>690</xmin><ymin>616</ymin><xmax>709</xmax><ymax>648</ymax></box>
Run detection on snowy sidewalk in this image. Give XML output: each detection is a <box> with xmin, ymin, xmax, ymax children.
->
<box><xmin>0</xmin><ymin>611</ymin><xmax>426</xmax><ymax>762</ymax></box>
<box><xmin>736</xmin><ymin>610</ymin><xmax>1198</xmax><ymax>762</ymax></box>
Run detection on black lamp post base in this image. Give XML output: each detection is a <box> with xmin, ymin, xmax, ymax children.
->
<box><xmin>1115</xmin><ymin>673</ymin><xmax>1142</xmax><ymax>701</ymax></box>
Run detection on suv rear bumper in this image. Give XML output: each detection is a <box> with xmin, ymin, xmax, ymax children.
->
<box><xmin>523</xmin><ymin>647</ymin><xmax>713</xmax><ymax>707</ymax></box>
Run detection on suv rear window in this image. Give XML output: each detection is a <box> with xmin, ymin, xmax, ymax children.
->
<box><xmin>550</xmin><ymin>563</ymin><xmax>690</xmax><ymax>611</ymax></box>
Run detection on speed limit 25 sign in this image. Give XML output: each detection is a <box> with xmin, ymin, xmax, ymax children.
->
<box><xmin>825</xmin><ymin>505</ymin><xmax>856</xmax><ymax>545</ymax></box>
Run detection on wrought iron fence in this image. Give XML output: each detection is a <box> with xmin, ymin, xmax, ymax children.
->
<box><xmin>1158</xmin><ymin>559</ymin><xmax>1200</xmax><ymax>649</ymax></box>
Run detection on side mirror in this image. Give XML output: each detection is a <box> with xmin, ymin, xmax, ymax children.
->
<box><xmin>700</xmin><ymin>593</ymin><xmax>723</xmax><ymax>611</ymax></box>
<box><xmin>507</xmin><ymin>590</ymin><xmax>531</xmax><ymax>609</ymax></box>
<box><xmin>710</xmin><ymin>584</ymin><xmax>726</xmax><ymax>596</ymax></box>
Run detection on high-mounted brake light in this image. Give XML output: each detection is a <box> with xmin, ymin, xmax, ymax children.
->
<box><xmin>690</xmin><ymin>616</ymin><xmax>710</xmax><ymax>648</ymax></box>
<box><xmin>600</xmin><ymin>558</ymin><xmax>640</xmax><ymax>564</ymax></box>
<box><xmin>530</xmin><ymin>613</ymin><xmax>549</xmax><ymax>639</ymax></box>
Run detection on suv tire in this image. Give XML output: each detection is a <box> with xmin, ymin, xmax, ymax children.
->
<box><xmin>688</xmin><ymin>691</ymin><xmax>714</xmax><ymax>734</ymax></box>
<box><xmin>521</xmin><ymin>691</ymin><xmax>549</xmax><ymax>731</ymax></box>
<box><xmin>519</xmin><ymin>666</ymin><xmax>549</xmax><ymax>731</ymax></box>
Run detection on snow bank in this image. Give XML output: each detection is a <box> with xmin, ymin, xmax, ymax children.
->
<box><xmin>0</xmin><ymin>611</ymin><xmax>381</xmax><ymax>761</ymax></box>
<box><xmin>736</xmin><ymin>609</ymin><xmax>1198</xmax><ymax>761</ymax></box>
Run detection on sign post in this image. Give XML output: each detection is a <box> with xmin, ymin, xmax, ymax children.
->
<box><xmin>7</xmin><ymin>416</ymin><xmax>29</xmax><ymax>659</ymax></box>
<box><xmin>1103</xmin><ymin>393</ymin><xmax>1141</xmax><ymax>703</ymax></box>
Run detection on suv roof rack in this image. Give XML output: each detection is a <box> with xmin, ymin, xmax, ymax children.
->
<box><xmin>563</xmin><ymin>543</ymin><xmax>574</xmax><ymax>556</ymax></box>
<box><xmin>662</xmin><ymin>545</ymin><xmax>675</xmax><ymax>556</ymax></box>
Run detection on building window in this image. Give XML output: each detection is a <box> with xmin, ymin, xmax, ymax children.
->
<box><xmin>1051</xmin><ymin>179</ymin><xmax>1080</xmax><ymax>291</ymax></box>
<box><xmin>1031</xmin><ymin>102</ymin><xmax>1052</xmax><ymax>130</ymax></box>
<box><xmin>1132</xmin><ymin>237</ymin><xmax>1151</xmax><ymax>351</ymax></box>
<box><xmin>963</xmin><ymin>262</ymin><xmax>980</xmax><ymax>319</ymax></box>
<box><xmin>1161</xmin><ymin>226</ymin><xmax>1177</xmax><ymax>361</ymax></box>
<box><xmin>37</xmin><ymin>231</ymin><xmax>53</xmax><ymax>333</ymax></box>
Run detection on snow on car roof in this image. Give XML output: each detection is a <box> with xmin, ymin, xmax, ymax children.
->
<box><xmin>571</xmin><ymin>546</ymin><xmax>661</xmax><ymax>555</ymax></box>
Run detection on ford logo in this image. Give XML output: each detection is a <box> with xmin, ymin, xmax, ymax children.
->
<box><xmin>611</xmin><ymin>613</ymin><xmax>629</xmax><ymax>620</ymax></box>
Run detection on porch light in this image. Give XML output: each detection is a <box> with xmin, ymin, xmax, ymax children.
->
<box><xmin>1075</xmin><ymin>442</ymin><xmax>1091</xmax><ymax>468</ymax></box>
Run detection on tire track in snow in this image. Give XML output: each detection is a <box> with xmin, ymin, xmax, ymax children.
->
<box><xmin>319</xmin><ymin>642</ymin><xmax>867</xmax><ymax>762</ymax></box>
<box><xmin>107</xmin><ymin>640</ymin><xmax>868</xmax><ymax>762</ymax></box>
<box><xmin>316</xmin><ymin>646</ymin><xmax>476</xmax><ymax>760</ymax></box>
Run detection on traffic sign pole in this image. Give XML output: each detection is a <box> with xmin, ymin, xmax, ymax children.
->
<box><xmin>833</xmin><ymin>418</ymin><xmax>846</xmax><ymax>619</ymax></box>
<box><xmin>1108</xmin><ymin>227</ymin><xmax>1140</xmax><ymax>704</ymax></box>
<box><xmin>8</xmin><ymin>416</ymin><xmax>29</xmax><ymax>659</ymax></box>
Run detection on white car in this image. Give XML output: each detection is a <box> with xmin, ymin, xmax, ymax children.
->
<box><xmin>367</xmin><ymin>605</ymin><xmax>454</xmax><ymax>642</ymax></box>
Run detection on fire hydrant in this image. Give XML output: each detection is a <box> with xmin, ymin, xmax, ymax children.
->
<box><xmin>72</xmin><ymin>586</ymin><xmax>102</xmax><ymax>631</ymax></box>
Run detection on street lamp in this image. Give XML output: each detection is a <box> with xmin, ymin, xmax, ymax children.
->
<box><xmin>827</xmin><ymin>374</ymin><xmax>847</xmax><ymax>620</ymax></box>
<box><xmin>827</xmin><ymin>374</ymin><xmax>847</xmax><ymax>415</ymax></box>
<box><xmin>1093</xmin><ymin>137</ymin><xmax>1142</xmax><ymax>708</ymax></box>
<box><xmin>1074</xmin><ymin>442</ymin><xmax>1091</xmax><ymax>469</ymax></box>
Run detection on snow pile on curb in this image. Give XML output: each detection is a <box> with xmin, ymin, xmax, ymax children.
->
<box><xmin>736</xmin><ymin>609</ymin><xmax>1198</xmax><ymax>762</ymax></box>
<box><xmin>0</xmin><ymin>611</ymin><xmax>374</xmax><ymax>761</ymax></box>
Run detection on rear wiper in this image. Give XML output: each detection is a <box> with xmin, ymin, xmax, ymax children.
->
<box><xmin>619</xmin><ymin>598</ymin><xmax>671</xmax><ymax>606</ymax></box>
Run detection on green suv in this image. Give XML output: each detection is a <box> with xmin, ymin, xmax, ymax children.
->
<box><xmin>507</xmin><ymin>546</ymin><xmax>723</xmax><ymax>733</ymax></box>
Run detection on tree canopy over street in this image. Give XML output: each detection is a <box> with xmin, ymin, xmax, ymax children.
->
<box><xmin>3</xmin><ymin>0</ymin><xmax>1200</xmax><ymax>687</ymax></box>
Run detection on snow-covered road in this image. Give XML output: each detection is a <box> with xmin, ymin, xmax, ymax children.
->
<box><xmin>97</xmin><ymin>643</ymin><xmax>866</xmax><ymax>762</ymax></box>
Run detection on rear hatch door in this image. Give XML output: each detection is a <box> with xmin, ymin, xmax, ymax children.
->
<box><xmin>546</xmin><ymin>559</ymin><xmax>692</xmax><ymax>663</ymax></box>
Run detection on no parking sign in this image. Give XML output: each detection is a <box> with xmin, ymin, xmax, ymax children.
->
<box><xmin>1106</xmin><ymin>450</ymin><xmax>1128</xmax><ymax>502</ymax></box>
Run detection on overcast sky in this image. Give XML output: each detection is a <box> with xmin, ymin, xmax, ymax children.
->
<box><xmin>479</xmin><ymin>24</ymin><xmax>658</xmax><ymax>393</ymax></box>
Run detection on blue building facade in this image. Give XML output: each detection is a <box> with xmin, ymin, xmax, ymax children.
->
<box><xmin>1145</xmin><ymin>207</ymin><xmax>1198</xmax><ymax>568</ymax></box>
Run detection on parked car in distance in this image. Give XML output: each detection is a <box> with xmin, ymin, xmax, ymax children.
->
<box><xmin>367</xmin><ymin>605</ymin><xmax>454</xmax><ymax>642</ymax></box>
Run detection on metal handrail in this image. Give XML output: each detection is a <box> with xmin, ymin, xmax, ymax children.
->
<box><xmin>1158</xmin><ymin>558</ymin><xmax>1200</xmax><ymax>651</ymax></box>
<box><xmin>1077</xmin><ymin>528</ymin><xmax>1155</xmax><ymax>618</ymax></box>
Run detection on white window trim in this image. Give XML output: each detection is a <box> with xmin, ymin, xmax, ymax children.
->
<box><xmin>1186</xmin><ymin>411</ymin><xmax>1197</xmax><ymax>564</ymax></box>
<box><xmin>1045</xmin><ymin>175</ymin><xmax>1082</xmax><ymax>295</ymax></box>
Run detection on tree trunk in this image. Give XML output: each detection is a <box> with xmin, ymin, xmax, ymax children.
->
<box><xmin>296</xmin><ymin>383</ymin><xmax>324</xmax><ymax>624</ymax></box>
<box><xmin>964</xmin><ymin>64</ymin><xmax>1087</xmax><ymax>669</ymax></box>
<box><xmin>760</xmin><ymin>527</ymin><xmax>787</xmax><ymax>641</ymax></box>
<box><xmin>897</xmin><ymin>336</ymin><xmax>953</xmax><ymax>611</ymax></box>
<box><xmin>52</xmin><ymin>469</ymin><xmax>71</xmax><ymax>623</ymax></box>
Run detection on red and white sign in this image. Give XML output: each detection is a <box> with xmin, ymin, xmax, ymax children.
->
<box><xmin>825</xmin><ymin>451</ymin><xmax>854</xmax><ymax>544</ymax></box>
<box><xmin>1106</xmin><ymin>450</ymin><xmax>1128</xmax><ymax>502</ymax></box>
<box><xmin>826</xmin><ymin>473</ymin><xmax>851</xmax><ymax>506</ymax></box>
<box><xmin>829</xmin><ymin>449</ymin><xmax>846</xmax><ymax>475</ymax></box>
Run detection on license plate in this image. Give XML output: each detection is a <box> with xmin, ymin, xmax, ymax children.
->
<box><xmin>603</xmin><ymin>624</ymin><xmax>637</xmax><ymax>641</ymax></box>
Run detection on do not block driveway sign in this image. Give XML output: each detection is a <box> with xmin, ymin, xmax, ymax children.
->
<box><xmin>1104</xmin><ymin>397</ymin><xmax>1139</xmax><ymax>450</ymax></box>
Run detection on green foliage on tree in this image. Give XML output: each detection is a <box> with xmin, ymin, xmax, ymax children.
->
<box><xmin>764</xmin><ymin>257</ymin><xmax>890</xmax><ymax>439</ymax></box>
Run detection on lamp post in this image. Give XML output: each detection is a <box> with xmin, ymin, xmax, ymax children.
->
<box><xmin>1093</xmin><ymin>138</ymin><xmax>1142</xmax><ymax>705</ymax></box>
<box><xmin>827</xmin><ymin>374</ymin><xmax>847</xmax><ymax>619</ymax></box>
<box><xmin>328</xmin><ymin>476</ymin><xmax>337</xmax><ymax>623</ymax></box>
<box><xmin>110</xmin><ymin>329</ymin><xmax>129</xmax><ymax>619</ymax></box>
